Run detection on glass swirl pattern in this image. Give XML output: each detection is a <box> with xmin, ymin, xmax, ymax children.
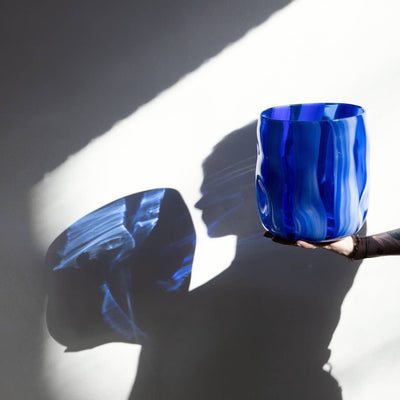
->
<box><xmin>256</xmin><ymin>103</ymin><xmax>369</xmax><ymax>242</ymax></box>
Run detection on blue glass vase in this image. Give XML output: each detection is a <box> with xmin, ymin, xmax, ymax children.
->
<box><xmin>256</xmin><ymin>103</ymin><xmax>369</xmax><ymax>242</ymax></box>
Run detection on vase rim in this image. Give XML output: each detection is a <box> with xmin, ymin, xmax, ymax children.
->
<box><xmin>260</xmin><ymin>102</ymin><xmax>365</xmax><ymax>122</ymax></box>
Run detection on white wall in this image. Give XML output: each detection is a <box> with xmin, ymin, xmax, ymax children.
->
<box><xmin>4</xmin><ymin>0</ymin><xmax>400</xmax><ymax>398</ymax></box>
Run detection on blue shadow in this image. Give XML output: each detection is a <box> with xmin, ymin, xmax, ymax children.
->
<box><xmin>45</xmin><ymin>188</ymin><xmax>196</xmax><ymax>350</ymax></box>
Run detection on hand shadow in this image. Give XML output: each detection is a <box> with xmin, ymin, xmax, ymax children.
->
<box><xmin>130</xmin><ymin>122</ymin><xmax>362</xmax><ymax>399</ymax></box>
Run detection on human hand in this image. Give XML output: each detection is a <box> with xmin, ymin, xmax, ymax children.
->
<box><xmin>264</xmin><ymin>231</ymin><xmax>356</xmax><ymax>258</ymax></box>
<box><xmin>296</xmin><ymin>236</ymin><xmax>355</xmax><ymax>258</ymax></box>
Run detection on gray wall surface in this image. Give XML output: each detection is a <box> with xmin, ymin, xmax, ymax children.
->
<box><xmin>2</xmin><ymin>0</ymin><xmax>400</xmax><ymax>399</ymax></box>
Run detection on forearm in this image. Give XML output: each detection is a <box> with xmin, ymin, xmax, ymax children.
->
<box><xmin>353</xmin><ymin>229</ymin><xmax>400</xmax><ymax>259</ymax></box>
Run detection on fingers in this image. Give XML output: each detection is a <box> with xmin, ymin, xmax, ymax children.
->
<box><xmin>263</xmin><ymin>231</ymin><xmax>297</xmax><ymax>246</ymax></box>
<box><xmin>264</xmin><ymin>232</ymin><xmax>321</xmax><ymax>250</ymax></box>
<box><xmin>264</xmin><ymin>230</ymin><xmax>355</xmax><ymax>258</ymax></box>
<box><xmin>263</xmin><ymin>231</ymin><xmax>320</xmax><ymax>250</ymax></box>
<box><xmin>296</xmin><ymin>240</ymin><xmax>318</xmax><ymax>249</ymax></box>
<box><xmin>263</xmin><ymin>231</ymin><xmax>274</xmax><ymax>239</ymax></box>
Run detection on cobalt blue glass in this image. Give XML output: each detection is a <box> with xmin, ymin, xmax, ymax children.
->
<box><xmin>256</xmin><ymin>103</ymin><xmax>369</xmax><ymax>242</ymax></box>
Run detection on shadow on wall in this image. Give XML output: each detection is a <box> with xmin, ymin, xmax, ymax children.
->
<box><xmin>1</xmin><ymin>1</ymin><xmax>293</xmax><ymax>398</ymax></box>
<box><xmin>1</xmin><ymin>0</ymin><xmax>293</xmax><ymax>180</ymax></box>
<box><xmin>46</xmin><ymin>122</ymin><xmax>363</xmax><ymax>399</ymax></box>
<box><xmin>130</xmin><ymin>122</ymin><xmax>362</xmax><ymax>399</ymax></box>
<box><xmin>45</xmin><ymin>188</ymin><xmax>196</xmax><ymax>352</ymax></box>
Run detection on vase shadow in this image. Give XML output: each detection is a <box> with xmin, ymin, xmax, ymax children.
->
<box><xmin>45</xmin><ymin>188</ymin><xmax>196</xmax><ymax>352</ymax></box>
